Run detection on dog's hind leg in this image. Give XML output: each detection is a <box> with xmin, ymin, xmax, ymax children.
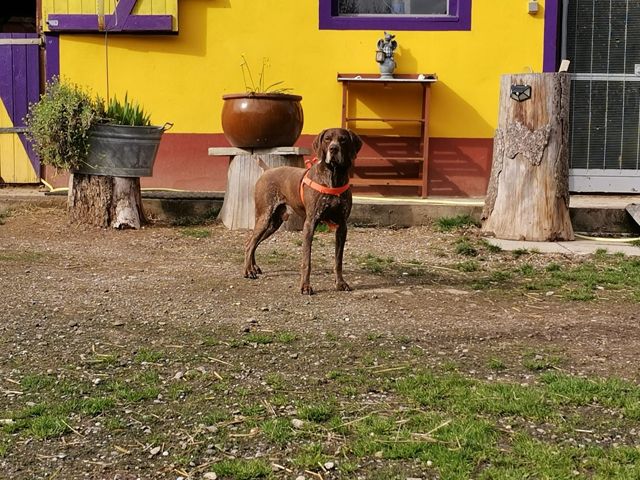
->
<box><xmin>243</xmin><ymin>203</ymin><xmax>286</xmax><ymax>279</ymax></box>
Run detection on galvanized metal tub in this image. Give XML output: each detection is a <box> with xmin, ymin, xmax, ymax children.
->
<box><xmin>75</xmin><ymin>124</ymin><xmax>164</xmax><ymax>177</ymax></box>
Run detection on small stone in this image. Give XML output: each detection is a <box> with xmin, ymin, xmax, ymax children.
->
<box><xmin>112</xmin><ymin>320</ymin><xmax>125</xmax><ymax>327</ymax></box>
<box><xmin>68</xmin><ymin>321</ymin><xmax>79</xmax><ymax>328</ymax></box>
<box><xmin>289</xmin><ymin>353</ymin><xmax>299</xmax><ymax>359</ymax></box>
<box><xmin>426</xmin><ymin>460</ymin><xmax>433</xmax><ymax>467</ymax></box>
<box><xmin>205</xmin><ymin>425</ymin><xmax>218</xmax><ymax>433</ymax></box>
<box><xmin>0</xmin><ymin>419</ymin><xmax>14</xmax><ymax>425</ymax></box>
<box><xmin>173</xmin><ymin>371</ymin><xmax>184</xmax><ymax>380</ymax></box>
<box><xmin>324</xmin><ymin>461</ymin><xmax>335</xmax><ymax>470</ymax></box>
<box><xmin>149</xmin><ymin>446</ymin><xmax>161</xmax><ymax>456</ymax></box>
<box><xmin>295</xmin><ymin>476</ymin><xmax>306</xmax><ymax>480</ymax></box>
<box><xmin>203</xmin><ymin>473</ymin><xmax>218</xmax><ymax>480</ymax></box>
<box><xmin>292</xmin><ymin>418</ymin><xmax>304</xmax><ymax>429</ymax></box>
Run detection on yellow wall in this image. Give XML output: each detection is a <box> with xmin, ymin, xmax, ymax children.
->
<box><xmin>57</xmin><ymin>0</ymin><xmax>547</xmax><ymax>139</ymax></box>
<box><xmin>0</xmin><ymin>102</ymin><xmax>38</xmax><ymax>184</ymax></box>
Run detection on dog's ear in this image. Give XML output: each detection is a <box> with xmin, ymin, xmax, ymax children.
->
<box><xmin>312</xmin><ymin>129</ymin><xmax>327</xmax><ymax>155</ymax></box>
<box><xmin>348</xmin><ymin>130</ymin><xmax>363</xmax><ymax>155</ymax></box>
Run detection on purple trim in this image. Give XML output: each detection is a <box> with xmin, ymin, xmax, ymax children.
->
<box><xmin>0</xmin><ymin>33</ymin><xmax>41</xmax><ymax>175</ymax></box>
<box><xmin>543</xmin><ymin>0</ymin><xmax>560</xmax><ymax>72</ymax></box>
<box><xmin>319</xmin><ymin>0</ymin><xmax>471</xmax><ymax>31</ymax></box>
<box><xmin>44</xmin><ymin>34</ymin><xmax>60</xmax><ymax>82</ymax></box>
<box><xmin>47</xmin><ymin>14</ymin><xmax>172</xmax><ymax>32</ymax></box>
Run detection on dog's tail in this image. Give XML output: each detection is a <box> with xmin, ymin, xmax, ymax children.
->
<box><xmin>256</xmin><ymin>156</ymin><xmax>270</xmax><ymax>172</ymax></box>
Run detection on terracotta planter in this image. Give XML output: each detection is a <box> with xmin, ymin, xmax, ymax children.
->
<box><xmin>221</xmin><ymin>93</ymin><xmax>303</xmax><ymax>148</ymax></box>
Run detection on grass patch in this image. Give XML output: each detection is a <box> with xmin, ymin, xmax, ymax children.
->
<box><xmin>358</xmin><ymin>253</ymin><xmax>395</xmax><ymax>273</ymax></box>
<box><xmin>522</xmin><ymin>352</ymin><xmax>563</xmax><ymax>371</ymax></box>
<box><xmin>454</xmin><ymin>237</ymin><xmax>478</xmax><ymax>257</ymax></box>
<box><xmin>298</xmin><ymin>402</ymin><xmax>336</xmax><ymax>423</ymax></box>
<box><xmin>261</xmin><ymin>418</ymin><xmax>293</xmax><ymax>444</ymax></box>
<box><xmin>134</xmin><ymin>347</ymin><xmax>164</xmax><ymax>363</ymax></box>
<box><xmin>212</xmin><ymin>458</ymin><xmax>272</xmax><ymax>479</ymax></box>
<box><xmin>456</xmin><ymin>260</ymin><xmax>480</xmax><ymax>272</ymax></box>
<box><xmin>435</xmin><ymin>214</ymin><xmax>479</xmax><ymax>232</ymax></box>
<box><xmin>487</xmin><ymin>358</ymin><xmax>506</xmax><ymax>371</ymax></box>
<box><xmin>180</xmin><ymin>227</ymin><xmax>211</xmax><ymax>239</ymax></box>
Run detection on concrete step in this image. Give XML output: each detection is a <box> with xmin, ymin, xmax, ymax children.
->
<box><xmin>1</xmin><ymin>187</ymin><xmax>639</xmax><ymax>235</ymax></box>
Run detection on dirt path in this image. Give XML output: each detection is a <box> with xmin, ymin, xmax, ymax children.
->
<box><xmin>1</xmin><ymin>203</ymin><xmax>639</xmax><ymax>479</ymax></box>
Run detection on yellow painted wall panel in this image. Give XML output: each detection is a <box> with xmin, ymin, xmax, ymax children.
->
<box><xmin>57</xmin><ymin>0</ymin><xmax>547</xmax><ymax>138</ymax></box>
<box><xmin>0</xmin><ymin>102</ymin><xmax>38</xmax><ymax>183</ymax></box>
<box><xmin>134</xmin><ymin>0</ymin><xmax>151</xmax><ymax>15</ymax></box>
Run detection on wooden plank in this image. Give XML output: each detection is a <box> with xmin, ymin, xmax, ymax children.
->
<box><xmin>219</xmin><ymin>153</ymin><xmax>305</xmax><ymax>230</ymax></box>
<box><xmin>209</xmin><ymin>146</ymin><xmax>311</xmax><ymax>157</ymax></box>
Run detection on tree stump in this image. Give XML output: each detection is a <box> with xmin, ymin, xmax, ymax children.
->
<box><xmin>67</xmin><ymin>174</ymin><xmax>146</xmax><ymax>229</ymax></box>
<box><xmin>209</xmin><ymin>147</ymin><xmax>310</xmax><ymax>230</ymax></box>
<box><xmin>482</xmin><ymin>73</ymin><xmax>574</xmax><ymax>241</ymax></box>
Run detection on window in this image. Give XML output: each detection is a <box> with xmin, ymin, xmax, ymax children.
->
<box><xmin>319</xmin><ymin>0</ymin><xmax>471</xmax><ymax>31</ymax></box>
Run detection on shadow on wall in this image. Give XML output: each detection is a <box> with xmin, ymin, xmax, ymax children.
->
<box><xmin>66</xmin><ymin>0</ymin><xmax>230</xmax><ymax>58</ymax></box>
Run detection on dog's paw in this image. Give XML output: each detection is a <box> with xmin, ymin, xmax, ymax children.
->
<box><xmin>300</xmin><ymin>284</ymin><xmax>314</xmax><ymax>295</ymax></box>
<box><xmin>243</xmin><ymin>265</ymin><xmax>262</xmax><ymax>279</ymax></box>
<box><xmin>336</xmin><ymin>281</ymin><xmax>352</xmax><ymax>292</ymax></box>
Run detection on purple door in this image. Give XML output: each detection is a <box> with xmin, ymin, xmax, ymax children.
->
<box><xmin>0</xmin><ymin>33</ymin><xmax>40</xmax><ymax>183</ymax></box>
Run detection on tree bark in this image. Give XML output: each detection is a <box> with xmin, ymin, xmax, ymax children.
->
<box><xmin>482</xmin><ymin>73</ymin><xmax>574</xmax><ymax>241</ymax></box>
<box><xmin>67</xmin><ymin>173</ymin><xmax>145</xmax><ymax>229</ymax></box>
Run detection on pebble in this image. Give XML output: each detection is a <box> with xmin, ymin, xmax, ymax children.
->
<box><xmin>112</xmin><ymin>320</ymin><xmax>125</xmax><ymax>327</ymax></box>
<box><xmin>324</xmin><ymin>461</ymin><xmax>335</xmax><ymax>470</ymax></box>
<box><xmin>149</xmin><ymin>446</ymin><xmax>161</xmax><ymax>456</ymax></box>
<box><xmin>203</xmin><ymin>473</ymin><xmax>218</xmax><ymax>480</ymax></box>
<box><xmin>291</xmin><ymin>418</ymin><xmax>304</xmax><ymax>429</ymax></box>
<box><xmin>295</xmin><ymin>476</ymin><xmax>306</xmax><ymax>480</ymax></box>
<box><xmin>173</xmin><ymin>371</ymin><xmax>185</xmax><ymax>380</ymax></box>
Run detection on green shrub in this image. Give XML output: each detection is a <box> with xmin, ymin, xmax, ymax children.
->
<box><xmin>25</xmin><ymin>77</ymin><xmax>97</xmax><ymax>171</ymax></box>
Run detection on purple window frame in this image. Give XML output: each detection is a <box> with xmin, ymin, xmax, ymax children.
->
<box><xmin>319</xmin><ymin>0</ymin><xmax>471</xmax><ymax>31</ymax></box>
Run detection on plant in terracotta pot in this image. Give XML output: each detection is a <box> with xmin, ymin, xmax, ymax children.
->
<box><xmin>221</xmin><ymin>57</ymin><xmax>304</xmax><ymax>149</ymax></box>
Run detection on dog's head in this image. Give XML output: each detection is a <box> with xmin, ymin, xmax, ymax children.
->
<box><xmin>312</xmin><ymin>128</ymin><xmax>362</xmax><ymax>170</ymax></box>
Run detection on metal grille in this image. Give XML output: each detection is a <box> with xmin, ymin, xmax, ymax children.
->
<box><xmin>565</xmin><ymin>0</ymin><xmax>640</xmax><ymax>192</ymax></box>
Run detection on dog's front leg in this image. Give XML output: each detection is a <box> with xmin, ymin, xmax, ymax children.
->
<box><xmin>300</xmin><ymin>216</ymin><xmax>317</xmax><ymax>295</ymax></box>
<box><xmin>334</xmin><ymin>221</ymin><xmax>351</xmax><ymax>291</ymax></box>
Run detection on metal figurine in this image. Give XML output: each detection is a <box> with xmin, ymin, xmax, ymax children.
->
<box><xmin>376</xmin><ymin>31</ymin><xmax>397</xmax><ymax>79</ymax></box>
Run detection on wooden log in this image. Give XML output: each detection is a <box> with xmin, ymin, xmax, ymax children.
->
<box><xmin>67</xmin><ymin>173</ymin><xmax>145</xmax><ymax>229</ymax></box>
<box><xmin>482</xmin><ymin>73</ymin><xmax>574</xmax><ymax>241</ymax></box>
<box><xmin>218</xmin><ymin>152</ymin><xmax>305</xmax><ymax>230</ymax></box>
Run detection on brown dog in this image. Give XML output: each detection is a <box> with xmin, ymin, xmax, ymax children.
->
<box><xmin>243</xmin><ymin>128</ymin><xmax>362</xmax><ymax>294</ymax></box>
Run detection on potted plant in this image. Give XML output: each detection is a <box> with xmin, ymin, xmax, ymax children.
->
<box><xmin>25</xmin><ymin>77</ymin><xmax>168</xmax><ymax>177</ymax></box>
<box><xmin>25</xmin><ymin>77</ymin><xmax>170</xmax><ymax>229</ymax></box>
<box><xmin>221</xmin><ymin>57</ymin><xmax>303</xmax><ymax>149</ymax></box>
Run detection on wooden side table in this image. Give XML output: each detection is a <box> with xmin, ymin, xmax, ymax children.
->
<box><xmin>337</xmin><ymin>73</ymin><xmax>437</xmax><ymax>198</ymax></box>
<box><xmin>208</xmin><ymin>146</ymin><xmax>311</xmax><ymax>230</ymax></box>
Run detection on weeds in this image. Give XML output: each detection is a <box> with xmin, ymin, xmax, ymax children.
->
<box><xmin>435</xmin><ymin>214</ymin><xmax>479</xmax><ymax>232</ymax></box>
<box><xmin>180</xmin><ymin>227</ymin><xmax>210</xmax><ymax>239</ymax></box>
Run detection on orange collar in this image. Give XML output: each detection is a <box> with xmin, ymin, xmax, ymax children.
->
<box><xmin>299</xmin><ymin>170</ymin><xmax>350</xmax><ymax>203</ymax></box>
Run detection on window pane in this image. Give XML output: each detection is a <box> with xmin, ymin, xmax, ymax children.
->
<box><xmin>338</xmin><ymin>0</ymin><xmax>448</xmax><ymax>15</ymax></box>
